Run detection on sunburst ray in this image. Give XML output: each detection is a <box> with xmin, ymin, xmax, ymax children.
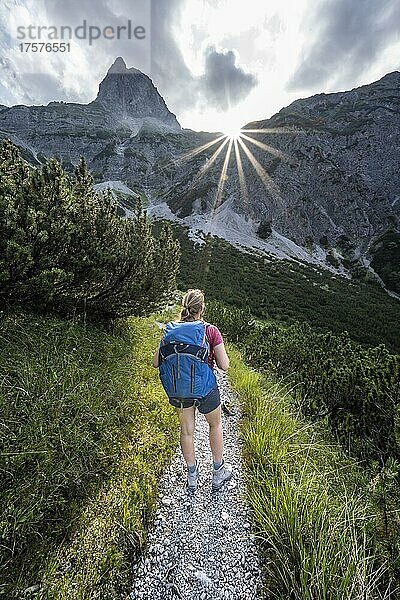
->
<box><xmin>190</xmin><ymin>136</ymin><xmax>230</xmax><ymax>187</ymax></box>
<box><xmin>233</xmin><ymin>139</ymin><xmax>249</xmax><ymax>205</ymax></box>
<box><xmin>241</xmin><ymin>127</ymin><xmax>297</xmax><ymax>135</ymax></box>
<box><xmin>176</xmin><ymin>134</ymin><xmax>226</xmax><ymax>164</ymax></box>
<box><xmin>215</xmin><ymin>137</ymin><xmax>234</xmax><ymax>209</ymax></box>
<box><xmin>237</xmin><ymin>137</ymin><xmax>281</xmax><ymax>200</ymax></box>
<box><xmin>240</xmin><ymin>132</ymin><xmax>295</xmax><ymax>164</ymax></box>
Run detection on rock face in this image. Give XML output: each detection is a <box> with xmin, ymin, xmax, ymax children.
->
<box><xmin>93</xmin><ymin>57</ymin><xmax>181</xmax><ymax>133</ymax></box>
<box><xmin>0</xmin><ymin>56</ymin><xmax>181</xmax><ymax>171</ymax></box>
<box><xmin>163</xmin><ymin>71</ymin><xmax>400</xmax><ymax>260</ymax></box>
<box><xmin>0</xmin><ymin>60</ymin><xmax>399</xmax><ymax>278</ymax></box>
<box><xmin>234</xmin><ymin>71</ymin><xmax>400</xmax><ymax>254</ymax></box>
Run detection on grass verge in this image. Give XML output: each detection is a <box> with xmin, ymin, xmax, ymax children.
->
<box><xmin>227</xmin><ymin>344</ymin><xmax>395</xmax><ymax>599</ymax></box>
<box><xmin>0</xmin><ymin>308</ymin><xmax>178</xmax><ymax>599</ymax></box>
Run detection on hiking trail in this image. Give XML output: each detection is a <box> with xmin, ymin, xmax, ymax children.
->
<box><xmin>130</xmin><ymin>371</ymin><xmax>266</xmax><ymax>599</ymax></box>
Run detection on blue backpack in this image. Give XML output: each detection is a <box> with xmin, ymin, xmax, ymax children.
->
<box><xmin>158</xmin><ymin>320</ymin><xmax>217</xmax><ymax>399</ymax></box>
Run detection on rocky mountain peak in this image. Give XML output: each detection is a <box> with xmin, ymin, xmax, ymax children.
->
<box><xmin>94</xmin><ymin>56</ymin><xmax>181</xmax><ymax>132</ymax></box>
<box><xmin>106</xmin><ymin>56</ymin><xmax>142</xmax><ymax>76</ymax></box>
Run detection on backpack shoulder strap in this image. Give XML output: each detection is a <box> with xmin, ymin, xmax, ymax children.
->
<box><xmin>201</xmin><ymin>321</ymin><xmax>212</xmax><ymax>352</ymax></box>
<box><xmin>160</xmin><ymin>321</ymin><xmax>172</xmax><ymax>346</ymax></box>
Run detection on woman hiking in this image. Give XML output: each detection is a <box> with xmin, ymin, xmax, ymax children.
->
<box><xmin>153</xmin><ymin>289</ymin><xmax>233</xmax><ymax>492</ymax></box>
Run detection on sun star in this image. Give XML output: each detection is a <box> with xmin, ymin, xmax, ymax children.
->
<box><xmin>155</xmin><ymin>123</ymin><xmax>297</xmax><ymax>221</ymax></box>
<box><xmin>223</xmin><ymin>126</ymin><xmax>243</xmax><ymax>140</ymax></box>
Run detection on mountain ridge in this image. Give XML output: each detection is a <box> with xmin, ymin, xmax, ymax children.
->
<box><xmin>0</xmin><ymin>58</ymin><xmax>398</xmax><ymax>292</ymax></box>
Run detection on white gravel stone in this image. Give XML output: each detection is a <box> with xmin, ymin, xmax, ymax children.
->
<box><xmin>129</xmin><ymin>371</ymin><xmax>266</xmax><ymax>599</ymax></box>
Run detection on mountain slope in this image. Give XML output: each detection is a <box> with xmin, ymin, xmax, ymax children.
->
<box><xmin>161</xmin><ymin>71</ymin><xmax>400</xmax><ymax>279</ymax></box>
<box><xmin>0</xmin><ymin>60</ymin><xmax>399</xmax><ymax>286</ymax></box>
<box><xmin>168</xmin><ymin>222</ymin><xmax>400</xmax><ymax>353</ymax></box>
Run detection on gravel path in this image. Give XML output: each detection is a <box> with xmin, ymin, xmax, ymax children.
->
<box><xmin>129</xmin><ymin>371</ymin><xmax>267</xmax><ymax>600</ymax></box>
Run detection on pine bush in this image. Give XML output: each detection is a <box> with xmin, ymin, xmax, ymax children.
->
<box><xmin>0</xmin><ymin>140</ymin><xmax>180</xmax><ymax>319</ymax></box>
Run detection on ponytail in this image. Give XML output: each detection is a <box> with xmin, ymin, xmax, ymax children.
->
<box><xmin>179</xmin><ymin>289</ymin><xmax>205</xmax><ymax>322</ymax></box>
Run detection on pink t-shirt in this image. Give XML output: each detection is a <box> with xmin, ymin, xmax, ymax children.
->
<box><xmin>206</xmin><ymin>324</ymin><xmax>224</xmax><ymax>367</ymax></box>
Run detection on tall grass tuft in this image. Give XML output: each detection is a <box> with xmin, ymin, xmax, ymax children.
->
<box><xmin>0</xmin><ymin>307</ymin><xmax>178</xmax><ymax>598</ymax></box>
<box><xmin>228</xmin><ymin>345</ymin><xmax>395</xmax><ymax>599</ymax></box>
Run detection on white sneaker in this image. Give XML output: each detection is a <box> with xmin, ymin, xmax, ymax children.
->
<box><xmin>212</xmin><ymin>460</ymin><xmax>233</xmax><ymax>491</ymax></box>
<box><xmin>187</xmin><ymin>461</ymin><xmax>199</xmax><ymax>492</ymax></box>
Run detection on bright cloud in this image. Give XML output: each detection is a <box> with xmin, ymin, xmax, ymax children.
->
<box><xmin>0</xmin><ymin>0</ymin><xmax>399</xmax><ymax>132</ymax></box>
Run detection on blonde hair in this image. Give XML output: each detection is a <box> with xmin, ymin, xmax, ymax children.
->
<box><xmin>179</xmin><ymin>289</ymin><xmax>205</xmax><ymax>322</ymax></box>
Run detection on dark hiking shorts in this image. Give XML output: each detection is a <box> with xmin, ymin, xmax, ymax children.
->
<box><xmin>168</xmin><ymin>385</ymin><xmax>221</xmax><ymax>414</ymax></box>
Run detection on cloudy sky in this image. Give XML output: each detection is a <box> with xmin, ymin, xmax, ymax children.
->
<box><xmin>1</xmin><ymin>0</ymin><xmax>399</xmax><ymax>132</ymax></box>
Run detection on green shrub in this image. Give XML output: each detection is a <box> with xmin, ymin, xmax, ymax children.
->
<box><xmin>206</xmin><ymin>301</ymin><xmax>400</xmax><ymax>465</ymax></box>
<box><xmin>0</xmin><ymin>140</ymin><xmax>180</xmax><ymax>320</ymax></box>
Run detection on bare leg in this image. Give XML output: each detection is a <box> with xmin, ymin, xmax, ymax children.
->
<box><xmin>204</xmin><ymin>405</ymin><xmax>223</xmax><ymax>464</ymax></box>
<box><xmin>175</xmin><ymin>406</ymin><xmax>196</xmax><ymax>465</ymax></box>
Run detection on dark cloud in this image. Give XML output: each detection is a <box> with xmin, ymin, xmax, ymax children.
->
<box><xmin>150</xmin><ymin>0</ymin><xmax>198</xmax><ymax>113</ymax></box>
<box><xmin>287</xmin><ymin>0</ymin><xmax>400</xmax><ymax>91</ymax></box>
<box><xmin>150</xmin><ymin>1</ymin><xmax>257</xmax><ymax>116</ymax></box>
<box><xmin>200</xmin><ymin>46</ymin><xmax>257</xmax><ymax>111</ymax></box>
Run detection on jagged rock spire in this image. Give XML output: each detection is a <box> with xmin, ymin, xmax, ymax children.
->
<box><xmin>94</xmin><ymin>57</ymin><xmax>181</xmax><ymax>131</ymax></box>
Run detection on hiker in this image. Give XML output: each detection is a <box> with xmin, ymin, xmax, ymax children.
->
<box><xmin>152</xmin><ymin>289</ymin><xmax>233</xmax><ymax>492</ymax></box>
